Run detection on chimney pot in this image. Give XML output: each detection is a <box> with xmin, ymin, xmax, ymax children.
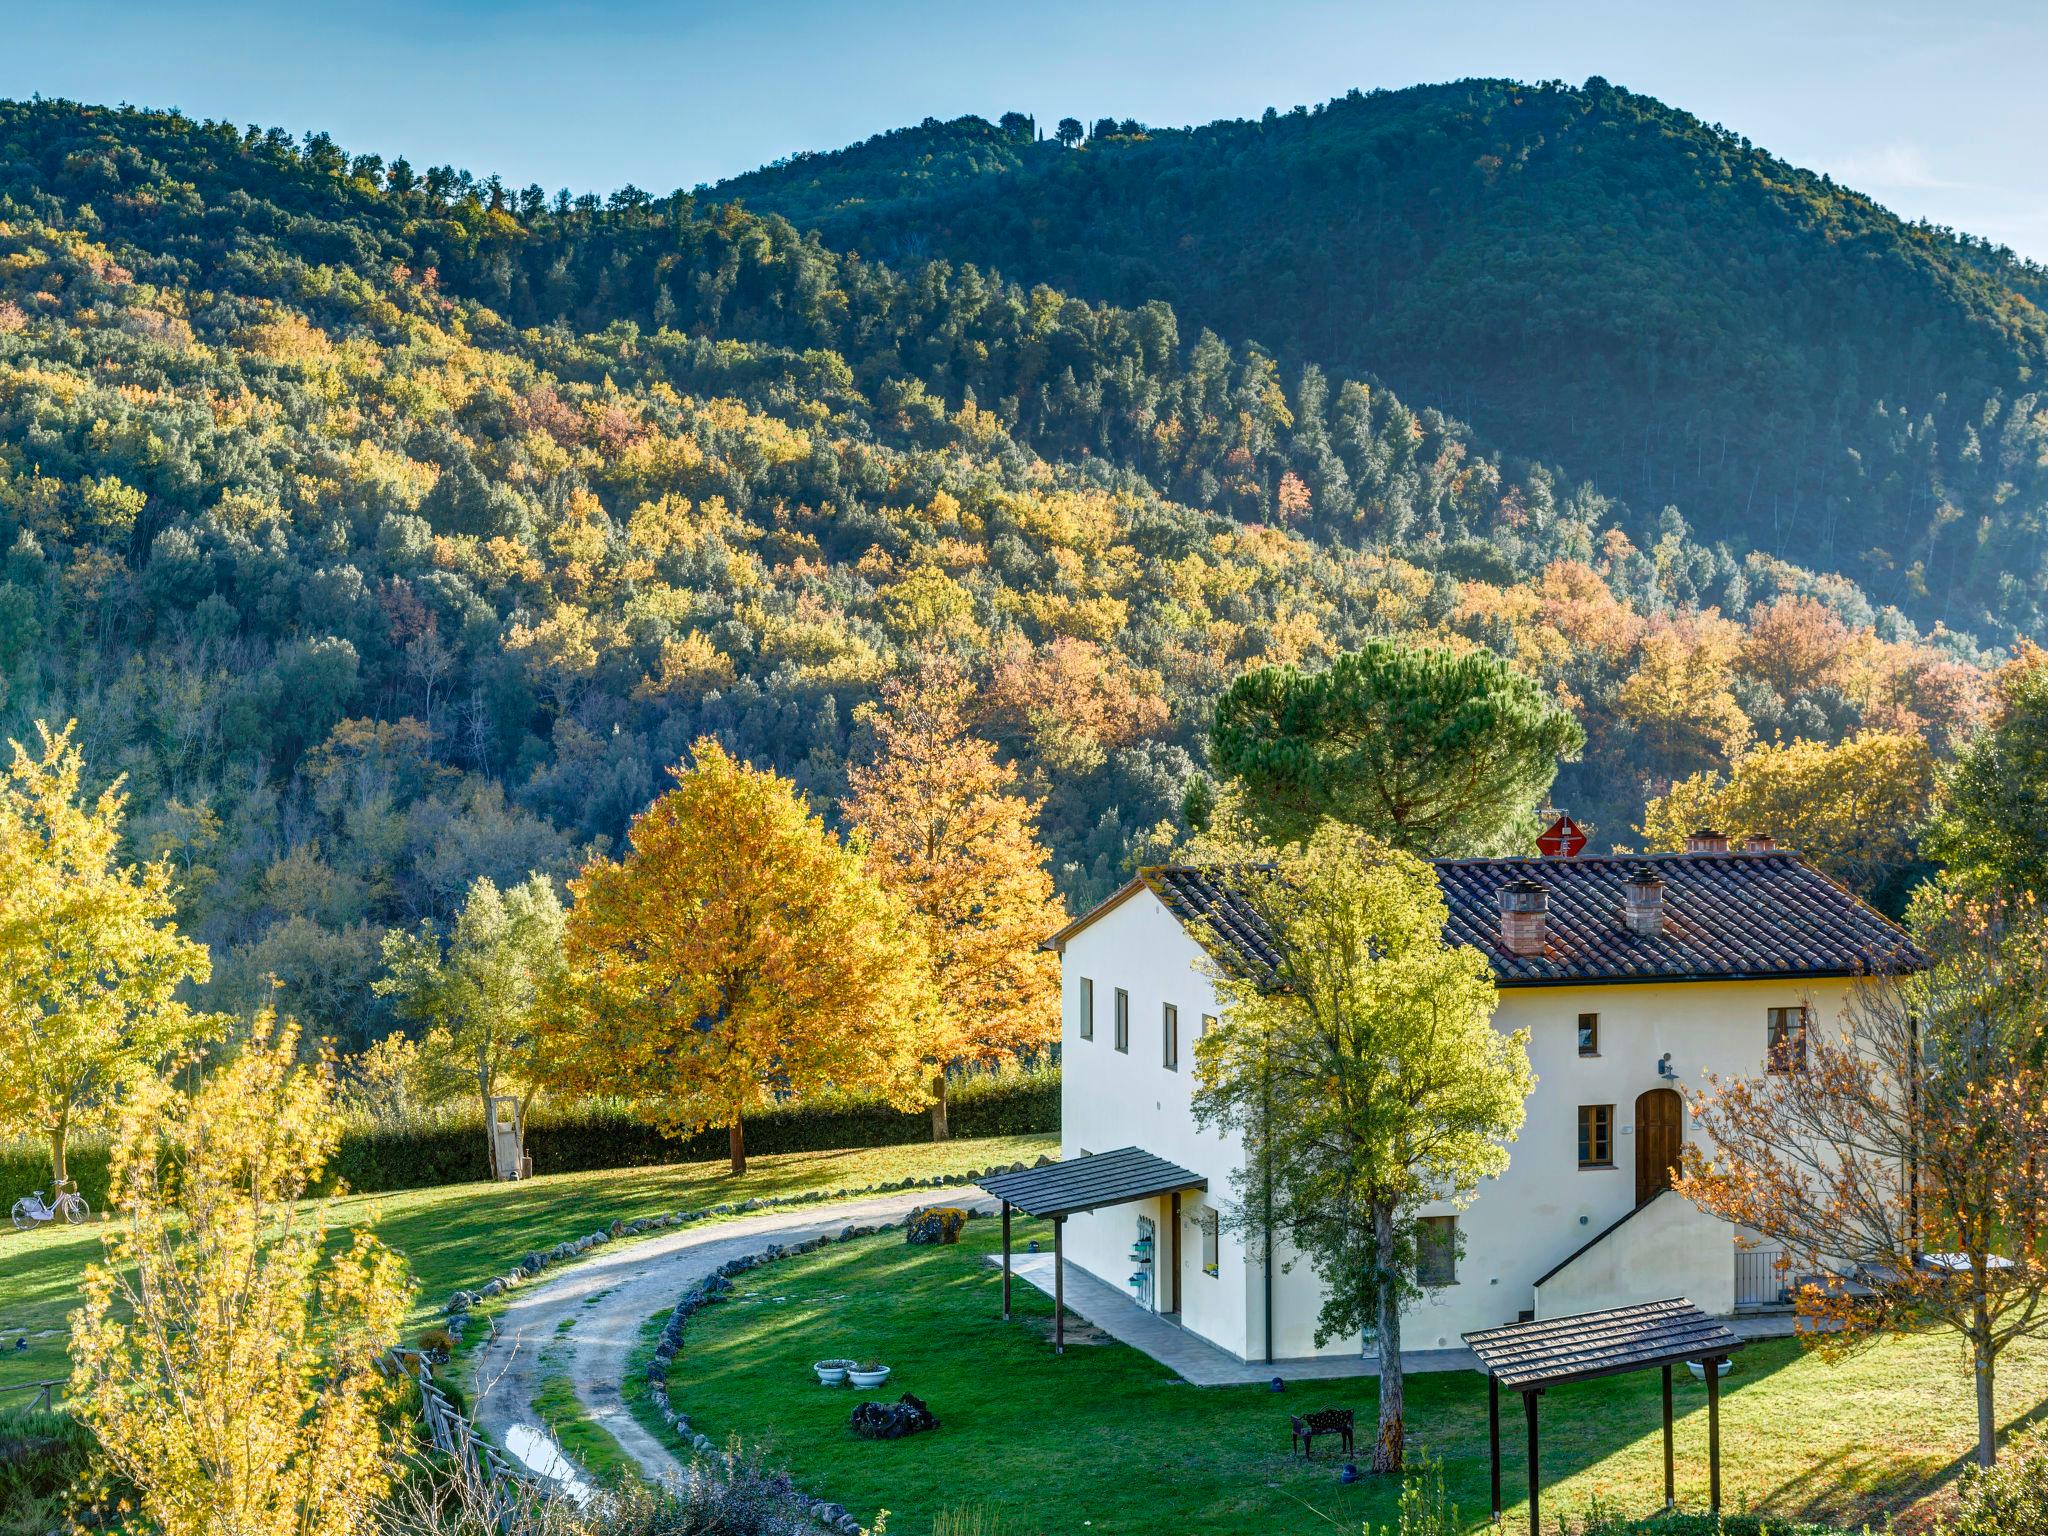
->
<box><xmin>1743</xmin><ymin>834</ymin><xmax>1776</xmax><ymax>852</ymax></box>
<box><xmin>1497</xmin><ymin>878</ymin><xmax>1551</xmax><ymax>958</ymax></box>
<box><xmin>1621</xmin><ymin>865</ymin><xmax>1667</xmax><ymax>937</ymax></box>
<box><xmin>1686</xmin><ymin>827</ymin><xmax>1730</xmax><ymax>854</ymax></box>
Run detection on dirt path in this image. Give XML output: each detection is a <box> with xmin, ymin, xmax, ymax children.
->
<box><xmin>469</xmin><ymin>1189</ymin><xmax>992</xmax><ymax>1486</ymax></box>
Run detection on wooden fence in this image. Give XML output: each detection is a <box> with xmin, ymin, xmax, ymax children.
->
<box><xmin>0</xmin><ymin>1379</ymin><xmax>61</xmax><ymax>1412</ymax></box>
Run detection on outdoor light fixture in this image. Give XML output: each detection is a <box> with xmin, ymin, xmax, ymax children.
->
<box><xmin>1657</xmin><ymin>1052</ymin><xmax>1679</xmax><ymax>1081</ymax></box>
<box><xmin>1269</xmin><ymin>1376</ymin><xmax>1284</xmax><ymax>1393</ymax></box>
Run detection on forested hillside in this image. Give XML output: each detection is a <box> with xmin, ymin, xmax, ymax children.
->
<box><xmin>0</xmin><ymin>98</ymin><xmax>1991</xmax><ymax>1047</ymax></box>
<box><xmin>716</xmin><ymin>80</ymin><xmax>2048</xmax><ymax>644</ymax></box>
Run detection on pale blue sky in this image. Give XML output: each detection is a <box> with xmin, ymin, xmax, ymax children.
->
<box><xmin>7</xmin><ymin>0</ymin><xmax>2044</xmax><ymax>258</ymax></box>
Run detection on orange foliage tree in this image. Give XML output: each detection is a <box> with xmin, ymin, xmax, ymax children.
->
<box><xmin>556</xmin><ymin>739</ymin><xmax>927</xmax><ymax>1174</ymax></box>
<box><xmin>1677</xmin><ymin>890</ymin><xmax>2048</xmax><ymax>1468</ymax></box>
<box><xmin>843</xmin><ymin>657</ymin><xmax>1067</xmax><ymax>1140</ymax></box>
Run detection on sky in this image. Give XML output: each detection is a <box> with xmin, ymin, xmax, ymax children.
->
<box><xmin>6</xmin><ymin>0</ymin><xmax>2046</xmax><ymax>259</ymax></box>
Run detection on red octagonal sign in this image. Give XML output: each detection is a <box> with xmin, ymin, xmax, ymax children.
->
<box><xmin>1537</xmin><ymin>814</ymin><xmax>1587</xmax><ymax>859</ymax></box>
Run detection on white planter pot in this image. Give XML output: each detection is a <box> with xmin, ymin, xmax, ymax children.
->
<box><xmin>847</xmin><ymin>1367</ymin><xmax>892</xmax><ymax>1390</ymax></box>
<box><xmin>814</xmin><ymin>1360</ymin><xmax>855</xmax><ymax>1385</ymax></box>
<box><xmin>1687</xmin><ymin>1359</ymin><xmax>1732</xmax><ymax>1382</ymax></box>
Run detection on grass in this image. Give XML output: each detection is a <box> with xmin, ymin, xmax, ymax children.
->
<box><xmin>531</xmin><ymin>1364</ymin><xmax>634</xmax><ymax>1487</ymax></box>
<box><xmin>658</xmin><ymin>1216</ymin><xmax>2048</xmax><ymax>1536</ymax></box>
<box><xmin>0</xmin><ymin>1133</ymin><xmax>1056</xmax><ymax>1400</ymax></box>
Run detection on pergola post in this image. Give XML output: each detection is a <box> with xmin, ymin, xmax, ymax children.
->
<box><xmin>1000</xmin><ymin>1201</ymin><xmax>1012</xmax><ymax>1321</ymax></box>
<box><xmin>1488</xmin><ymin>1374</ymin><xmax>1502</xmax><ymax>1522</ymax></box>
<box><xmin>1053</xmin><ymin>1215</ymin><xmax>1066</xmax><ymax>1354</ymax></box>
<box><xmin>1523</xmin><ymin>1388</ymin><xmax>1542</xmax><ymax>1536</ymax></box>
<box><xmin>1706</xmin><ymin>1355</ymin><xmax>1723</xmax><ymax>1512</ymax></box>
<box><xmin>1661</xmin><ymin>1363</ymin><xmax>1675</xmax><ymax>1509</ymax></box>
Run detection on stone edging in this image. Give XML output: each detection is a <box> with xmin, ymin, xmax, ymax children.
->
<box><xmin>438</xmin><ymin>1158</ymin><xmax>1044</xmax><ymax>1342</ymax></box>
<box><xmin>643</xmin><ymin>1206</ymin><xmax>992</xmax><ymax>1535</ymax></box>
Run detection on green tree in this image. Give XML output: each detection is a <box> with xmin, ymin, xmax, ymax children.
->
<box><xmin>0</xmin><ymin>723</ymin><xmax>215</xmax><ymax>1189</ymax></box>
<box><xmin>1191</xmin><ymin>824</ymin><xmax>1534</xmax><ymax>1472</ymax></box>
<box><xmin>374</xmin><ymin>872</ymin><xmax>567</xmax><ymax>1178</ymax></box>
<box><xmin>1055</xmin><ymin>117</ymin><xmax>1083</xmax><ymax>147</ymax></box>
<box><xmin>1927</xmin><ymin>644</ymin><xmax>2048</xmax><ymax>901</ymax></box>
<box><xmin>1208</xmin><ymin>640</ymin><xmax>1584</xmax><ymax>852</ymax></box>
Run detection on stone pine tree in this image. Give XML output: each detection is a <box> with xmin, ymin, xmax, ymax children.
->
<box><xmin>374</xmin><ymin>872</ymin><xmax>567</xmax><ymax>1177</ymax></box>
<box><xmin>1207</xmin><ymin>639</ymin><xmax>1584</xmax><ymax>853</ymax></box>
<box><xmin>0</xmin><ymin>722</ymin><xmax>213</xmax><ymax>1192</ymax></box>
<box><xmin>1191</xmin><ymin>824</ymin><xmax>1534</xmax><ymax>1473</ymax></box>
<box><xmin>558</xmin><ymin>739</ymin><xmax>928</xmax><ymax>1175</ymax></box>
<box><xmin>842</xmin><ymin>656</ymin><xmax>1066</xmax><ymax>1140</ymax></box>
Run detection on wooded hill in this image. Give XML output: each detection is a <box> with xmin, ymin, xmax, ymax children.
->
<box><xmin>715</xmin><ymin>79</ymin><xmax>2048</xmax><ymax>646</ymax></box>
<box><xmin>0</xmin><ymin>97</ymin><xmax>1991</xmax><ymax>1048</ymax></box>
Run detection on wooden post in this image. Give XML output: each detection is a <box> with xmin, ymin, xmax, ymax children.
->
<box><xmin>1169</xmin><ymin>1192</ymin><xmax>1182</xmax><ymax>1316</ymax></box>
<box><xmin>1053</xmin><ymin>1216</ymin><xmax>1066</xmax><ymax>1355</ymax></box>
<box><xmin>1488</xmin><ymin>1374</ymin><xmax>1502</xmax><ymax>1521</ymax></box>
<box><xmin>1001</xmin><ymin>1201</ymin><xmax>1012</xmax><ymax>1320</ymax></box>
<box><xmin>1706</xmin><ymin>1356</ymin><xmax>1723</xmax><ymax>1512</ymax></box>
<box><xmin>1662</xmin><ymin>1363</ymin><xmax>1675</xmax><ymax>1509</ymax></box>
<box><xmin>1523</xmin><ymin>1388</ymin><xmax>1542</xmax><ymax>1536</ymax></box>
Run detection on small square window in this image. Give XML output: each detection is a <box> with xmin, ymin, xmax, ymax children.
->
<box><xmin>1768</xmin><ymin>1007</ymin><xmax>1808</xmax><ymax>1072</ymax></box>
<box><xmin>1078</xmin><ymin>977</ymin><xmax>1094</xmax><ymax>1041</ymax></box>
<box><xmin>1114</xmin><ymin>988</ymin><xmax>1129</xmax><ymax>1053</ymax></box>
<box><xmin>1578</xmin><ymin>1105</ymin><xmax>1614</xmax><ymax>1168</ymax></box>
<box><xmin>1200</xmin><ymin>1013</ymin><xmax>1217</xmax><ymax>1038</ymax></box>
<box><xmin>1163</xmin><ymin>1003</ymin><xmax>1179</xmax><ymax>1070</ymax></box>
<box><xmin>1577</xmin><ymin>1013</ymin><xmax>1599</xmax><ymax>1057</ymax></box>
<box><xmin>1201</xmin><ymin>1208</ymin><xmax>1219</xmax><ymax>1277</ymax></box>
<box><xmin>1417</xmin><ymin>1215</ymin><xmax>1458</xmax><ymax>1286</ymax></box>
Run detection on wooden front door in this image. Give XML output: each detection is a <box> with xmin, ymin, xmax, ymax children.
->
<box><xmin>1636</xmin><ymin>1088</ymin><xmax>1683</xmax><ymax>1205</ymax></box>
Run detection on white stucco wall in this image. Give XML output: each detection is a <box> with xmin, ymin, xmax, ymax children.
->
<box><xmin>1533</xmin><ymin>1189</ymin><xmax>1740</xmax><ymax>1318</ymax></box>
<box><xmin>1056</xmin><ymin>883</ymin><xmax>1861</xmax><ymax>1362</ymax></box>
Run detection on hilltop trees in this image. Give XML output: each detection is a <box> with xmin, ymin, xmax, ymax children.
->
<box><xmin>70</xmin><ymin>1014</ymin><xmax>411</xmax><ymax>1536</ymax></box>
<box><xmin>0</xmin><ymin>723</ymin><xmax>213</xmax><ymax>1190</ymax></box>
<box><xmin>1208</xmin><ymin>640</ymin><xmax>1584</xmax><ymax>852</ymax></box>
<box><xmin>374</xmin><ymin>872</ymin><xmax>568</xmax><ymax>1177</ymax></box>
<box><xmin>1191</xmin><ymin>824</ymin><xmax>1533</xmax><ymax>1472</ymax></box>
<box><xmin>556</xmin><ymin>740</ymin><xmax>927</xmax><ymax>1174</ymax></box>
<box><xmin>1926</xmin><ymin>644</ymin><xmax>2048</xmax><ymax>902</ymax></box>
<box><xmin>843</xmin><ymin>656</ymin><xmax>1066</xmax><ymax>1140</ymax></box>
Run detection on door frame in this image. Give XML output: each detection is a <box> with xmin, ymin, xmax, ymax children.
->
<box><xmin>1635</xmin><ymin>1087</ymin><xmax>1684</xmax><ymax>1205</ymax></box>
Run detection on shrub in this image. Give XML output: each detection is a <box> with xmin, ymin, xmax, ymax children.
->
<box><xmin>1577</xmin><ymin>1514</ymin><xmax>1860</xmax><ymax>1535</ymax></box>
<box><xmin>1933</xmin><ymin>1421</ymin><xmax>2048</xmax><ymax>1535</ymax></box>
<box><xmin>0</xmin><ymin>1406</ymin><xmax>121</xmax><ymax>1534</ymax></box>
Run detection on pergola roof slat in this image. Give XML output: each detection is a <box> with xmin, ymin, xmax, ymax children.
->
<box><xmin>977</xmin><ymin>1147</ymin><xmax>1206</xmax><ymax>1218</ymax></box>
<box><xmin>1464</xmin><ymin>1297</ymin><xmax>1742</xmax><ymax>1391</ymax></box>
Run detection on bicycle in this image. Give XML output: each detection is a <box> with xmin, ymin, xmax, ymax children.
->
<box><xmin>11</xmin><ymin>1180</ymin><xmax>88</xmax><ymax>1231</ymax></box>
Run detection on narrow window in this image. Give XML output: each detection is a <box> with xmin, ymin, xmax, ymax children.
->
<box><xmin>1200</xmin><ymin>1013</ymin><xmax>1217</xmax><ymax>1039</ymax></box>
<box><xmin>1417</xmin><ymin>1216</ymin><xmax>1458</xmax><ymax>1286</ymax></box>
<box><xmin>1577</xmin><ymin>1012</ymin><xmax>1599</xmax><ymax>1057</ymax></box>
<box><xmin>1768</xmin><ymin>1006</ymin><xmax>1808</xmax><ymax>1072</ymax></box>
<box><xmin>1578</xmin><ymin>1105</ymin><xmax>1615</xmax><ymax>1168</ymax></box>
<box><xmin>1114</xmin><ymin>988</ymin><xmax>1129</xmax><ymax>1053</ymax></box>
<box><xmin>1163</xmin><ymin>1003</ymin><xmax>1179</xmax><ymax>1070</ymax></box>
<box><xmin>1078</xmin><ymin>977</ymin><xmax>1094</xmax><ymax>1041</ymax></box>
<box><xmin>1201</xmin><ymin>1208</ymin><xmax>1219</xmax><ymax>1276</ymax></box>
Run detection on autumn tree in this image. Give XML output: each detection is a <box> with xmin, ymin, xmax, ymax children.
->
<box><xmin>1678</xmin><ymin>889</ymin><xmax>2048</xmax><ymax>1468</ymax></box>
<box><xmin>1641</xmin><ymin>730</ymin><xmax>1937</xmax><ymax>901</ymax></box>
<box><xmin>375</xmin><ymin>872</ymin><xmax>567</xmax><ymax>1177</ymax></box>
<box><xmin>1191</xmin><ymin>824</ymin><xmax>1533</xmax><ymax>1472</ymax></box>
<box><xmin>1614</xmin><ymin>620</ymin><xmax>1752</xmax><ymax>776</ymax></box>
<box><xmin>558</xmin><ymin>739</ymin><xmax>927</xmax><ymax>1174</ymax></box>
<box><xmin>70</xmin><ymin>1014</ymin><xmax>412</xmax><ymax>1536</ymax></box>
<box><xmin>1926</xmin><ymin>643</ymin><xmax>2048</xmax><ymax>901</ymax></box>
<box><xmin>0</xmin><ymin>722</ymin><xmax>214</xmax><ymax>1189</ymax></box>
<box><xmin>843</xmin><ymin>657</ymin><xmax>1067</xmax><ymax>1140</ymax></box>
<box><xmin>1208</xmin><ymin>639</ymin><xmax>1584</xmax><ymax>853</ymax></box>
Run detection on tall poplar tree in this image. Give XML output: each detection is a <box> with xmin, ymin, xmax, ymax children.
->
<box><xmin>843</xmin><ymin>657</ymin><xmax>1066</xmax><ymax>1140</ymax></box>
<box><xmin>558</xmin><ymin>739</ymin><xmax>927</xmax><ymax>1174</ymax></box>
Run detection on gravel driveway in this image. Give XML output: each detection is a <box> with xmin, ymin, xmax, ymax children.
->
<box><xmin>469</xmin><ymin>1189</ymin><xmax>993</xmax><ymax>1485</ymax></box>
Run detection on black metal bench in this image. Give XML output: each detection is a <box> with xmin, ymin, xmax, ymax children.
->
<box><xmin>1290</xmin><ymin>1406</ymin><xmax>1355</xmax><ymax>1458</ymax></box>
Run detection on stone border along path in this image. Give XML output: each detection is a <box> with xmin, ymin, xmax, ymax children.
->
<box><xmin>463</xmin><ymin>1170</ymin><xmax>1024</xmax><ymax>1509</ymax></box>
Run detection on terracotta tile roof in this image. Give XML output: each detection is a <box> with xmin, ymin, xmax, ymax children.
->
<box><xmin>1135</xmin><ymin>852</ymin><xmax>1922</xmax><ymax>987</ymax></box>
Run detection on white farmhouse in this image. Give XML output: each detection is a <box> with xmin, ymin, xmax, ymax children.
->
<box><xmin>1031</xmin><ymin>832</ymin><xmax>1919</xmax><ymax>1365</ymax></box>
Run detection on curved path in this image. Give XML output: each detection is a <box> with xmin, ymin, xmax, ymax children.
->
<box><xmin>470</xmin><ymin>1189</ymin><xmax>993</xmax><ymax>1486</ymax></box>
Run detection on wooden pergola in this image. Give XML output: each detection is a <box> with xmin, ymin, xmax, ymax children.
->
<box><xmin>1463</xmin><ymin>1298</ymin><xmax>1744</xmax><ymax>1536</ymax></box>
<box><xmin>978</xmin><ymin>1147</ymin><xmax>1206</xmax><ymax>1354</ymax></box>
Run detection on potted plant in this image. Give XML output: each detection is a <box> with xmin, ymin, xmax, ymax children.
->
<box><xmin>813</xmin><ymin>1357</ymin><xmax>857</xmax><ymax>1385</ymax></box>
<box><xmin>847</xmin><ymin>1359</ymin><xmax>891</xmax><ymax>1390</ymax></box>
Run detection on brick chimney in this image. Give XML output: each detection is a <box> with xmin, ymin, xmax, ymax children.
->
<box><xmin>1685</xmin><ymin>827</ymin><xmax>1730</xmax><ymax>854</ymax></box>
<box><xmin>1498</xmin><ymin>879</ymin><xmax>1551</xmax><ymax>958</ymax></box>
<box><xmin>1620</xmin><ymin>865</ymin><xmax>1667</xmax><ymax>937</ymax></box>
<box><xmin>1743</xmin><ymin>834</ymin><xmax>1776</xmax><ymax>852</ymax></box>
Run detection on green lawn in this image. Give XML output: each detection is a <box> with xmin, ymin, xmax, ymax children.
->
<box><xmin>0</xmin><ymin>1133</ymin><xmax>1055</xmax><ymax>1403</ymax></box>
<box><xmin>658</xmin><ymin>1216</ymin><xmax>2048</xmax><ymax>1536</ymax></box>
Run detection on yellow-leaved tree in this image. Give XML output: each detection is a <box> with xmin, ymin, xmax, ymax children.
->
<box><xmin>0</xmin><ymin>722</ymin><xmax>214</xmax><ymax>1190</ymax></box>
<box><xmin>70</xmin><ymin>1014</ymin><xmax>412</xmax><ymax>1536</ymax></box>
<box><xmin>559</xmin><ymin>738</ymin><xmax>927</xmax><ymax>1174</ymax></box>
<box><xmin>1640</xmin><ymin>729</ymin><xmax>1937</xmax><ymax>899</ymax></box>
<box><xmin>843</xmin><ymin>657</ymin><xmax>1067</xmax><ymax>1139</ymax></box>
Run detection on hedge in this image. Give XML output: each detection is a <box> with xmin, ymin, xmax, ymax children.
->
<box><xmin>1579</xmin><ymin>1515</ymin><xmax>1864</xmax><ymax>1535</ymax></box>
<box><xmin>0</xmin><ymin>1067</ymin><xmax>1060</xmax><ymax>1207</ymax></box>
